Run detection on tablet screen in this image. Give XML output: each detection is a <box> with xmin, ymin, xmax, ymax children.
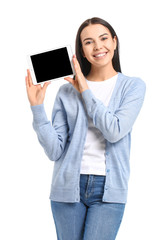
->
<box><xmin>30</xmin><ymin>47</ymin><xmax>73</xmax><ymax>83</ymax></box>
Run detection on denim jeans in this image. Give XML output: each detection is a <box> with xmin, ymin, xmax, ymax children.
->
<box><xmin>50</xmin><ymin>174</ymin><xmax>125</xmax><ymax>240</ymax></box>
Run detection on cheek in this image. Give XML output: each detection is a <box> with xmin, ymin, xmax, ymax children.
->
<box><xmin>105</xmin><ymin>40</ymin><xmax>114</xmax><ymax>50</ymax></box>
<box><xmin>107</xmin><ymin>43</ymin><xmax>116</xmax><ymax>57</ymax></box>
<box><xmin>85</xmin><ymin>54</ymin><xmax>93</xmax><ymax>64</ymax></box>
<box><xmin>82</xmin><ymin>45</ymin><xmax>93</xmax><ymax>55</ymax></box>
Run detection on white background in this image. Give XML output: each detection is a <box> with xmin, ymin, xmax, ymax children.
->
<box><xmin>0</xmin><ymin>0</ymin><xmax>160</xmax><ymax>239</ymax></box>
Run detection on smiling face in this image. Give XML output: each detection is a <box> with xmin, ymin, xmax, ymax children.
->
<box><xmin>80</xmin><ymin>24</ymin><xmax>117</xmax><ymax>70</ymax></box>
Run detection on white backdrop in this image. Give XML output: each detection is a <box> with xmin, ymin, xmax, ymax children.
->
<box><xmin>0</xmin><ymin>0</ymin><xmax>160</xmax><ymax>239</ymax></box>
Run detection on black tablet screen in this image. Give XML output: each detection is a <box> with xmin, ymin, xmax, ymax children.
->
<box><xmin>30</xmin><ymin>47</ymin><xmax>73</xmax><ymax>83</ymax></box>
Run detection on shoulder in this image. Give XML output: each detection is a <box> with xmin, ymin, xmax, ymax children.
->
<box><xmin>59</xmin><ymin>82</ymin><xmax>77</xmax><ymax>93</ymax></box>
<box><xmin>118</xmin><ymin>72</ymin><xmax>146</xmax><ymax>88</ymax></box>
<box><xmin>118</xmin><ymin>72</ymin><xmax>146</xmax><ymax>96</ymax></box>
<box><xmin>56</xmin><ymin>82</ymin><xmax>80</xmax><ymax>102</ymax></box>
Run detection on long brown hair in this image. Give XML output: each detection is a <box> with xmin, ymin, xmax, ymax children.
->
<box><xmin>75</xmin><ymin>17</ymin><xmax>121</xmax><ymax>76</ymax></box>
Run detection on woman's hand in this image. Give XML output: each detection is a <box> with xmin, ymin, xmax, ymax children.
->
<box><xmin>64</xmin><ymin>55</ymin><xmax>89</xmax><ymax>93</ymax></box>
<box><xmin>25</xmin><ymin>69</ymin><xmax>51</xmax><ymax>106</ymax></box>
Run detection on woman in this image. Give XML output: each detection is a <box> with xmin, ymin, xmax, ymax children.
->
<box><xmin>25</xmin><ymin>17</ymin><xmax>146</xmax><ymax>240</ymax></box>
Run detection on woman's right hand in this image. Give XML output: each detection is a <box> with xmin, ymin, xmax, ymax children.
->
<box><xmin>25</xmin><ymin>69</ymin><xmax>51</xmax><ymax>106</ymax></box>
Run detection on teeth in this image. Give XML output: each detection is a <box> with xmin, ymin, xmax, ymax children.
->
<box><xmin>94</xmin><ymin>53</ymin><xmax>107</xmax><ymax>58</ymax></box>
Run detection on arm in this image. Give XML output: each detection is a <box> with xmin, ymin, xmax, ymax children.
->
<box><xmin>81</xmin><ymin>78</ymin><xmax>146</xmax><ymax>143</ymax></box>
<box><xmin>25</xmin><ymin>70</ymin><xmax>68</xmax><ymax>161</ymax></box>
<box><xmin>31</xmin><ymin>89</ymin><xmax>69</xmax><ymax>161</ymax></box>
<box><xmin>63</xmin><ymin>56</ymin><xmax>146</xmax><ymax>143</ymax></box>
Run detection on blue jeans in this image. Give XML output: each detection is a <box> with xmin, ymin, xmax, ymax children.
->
<box><xmin>50</xmin><ymin>174</ymin><xmax>125</xmax><ymax>240</ymax></box>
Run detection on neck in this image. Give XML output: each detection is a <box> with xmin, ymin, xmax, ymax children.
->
<box><xmin>87</xmin><ymin>64</ymin><xmax>118</xmax><ymax>82</ymax></box>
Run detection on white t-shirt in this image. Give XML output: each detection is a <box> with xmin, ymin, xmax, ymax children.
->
<box><xmin>80</xmin><ymin>74</ymin><xmax>118</xmax><ymax>176</ymax></box>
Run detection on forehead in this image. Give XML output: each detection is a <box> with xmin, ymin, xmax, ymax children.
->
<box><xmin>80</xmin><ymin>24</ymin><xmax>111</xmax><ymax>40</ymax></box>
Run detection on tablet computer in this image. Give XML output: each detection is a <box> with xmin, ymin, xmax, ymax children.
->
<box><xmin>27</xmin><ymin>45</ymin><xmax>75</xmax><ymax>85</ymax></box>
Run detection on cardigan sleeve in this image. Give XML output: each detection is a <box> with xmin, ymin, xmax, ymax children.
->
<box><xmin>81</xmin><ymin>78</ymin><xmax>146</xmax><ymax>143</ymax></box>
<box><xmin>31</xmin><ymin>87</ymin><xmax>69</xmax><ymax>161</ymax></box>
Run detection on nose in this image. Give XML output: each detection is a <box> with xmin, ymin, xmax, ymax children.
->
<box><xmin>93</xmin><ymin>41</ymin><xmax>102</xmax><ymax>51</ymax></box>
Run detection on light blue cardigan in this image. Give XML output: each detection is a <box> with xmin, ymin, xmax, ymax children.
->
<box><xmin>31</xmin><ymin>72</ymin><xmax>146</xmax><ymax>203</ymax></box>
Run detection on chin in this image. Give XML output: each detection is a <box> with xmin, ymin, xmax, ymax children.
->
<box><xmin>92</xmin><ymin>60</ymin><xmax>111</xmax><ymax>68</ymax></box>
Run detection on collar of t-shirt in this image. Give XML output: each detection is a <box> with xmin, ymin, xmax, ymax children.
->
<box><xmin>85</xmin><ymin>74</ymin><xmax>118</xmax><ymax>106</ymax></box>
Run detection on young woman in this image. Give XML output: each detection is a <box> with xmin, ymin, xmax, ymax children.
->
<box><xmin>25</xmin><ymin>17</ymin><xmax>146</xmax><ymax>240</ymax></box>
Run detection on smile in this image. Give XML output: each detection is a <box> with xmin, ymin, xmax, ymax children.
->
<box><xmin>93</xmin><ymin>52</ymin><xmax>108</xmax><ymax>58</ymax></box>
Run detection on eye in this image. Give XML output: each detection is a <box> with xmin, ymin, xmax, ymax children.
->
<box><xmin>101</xmin><ymin>37</ymin><xmax>108</xmax><ymax>41</ymax></box>
<box><xmin>85</xmin><ymin>40</ymin><xmax>93</xmax><ymax>45</ymax></box>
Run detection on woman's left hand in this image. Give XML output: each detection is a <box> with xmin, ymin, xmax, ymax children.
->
<box><xmin>64</xmin><ymin>55</ymin><xmax>89</xmax><ymax>93</ymax></box>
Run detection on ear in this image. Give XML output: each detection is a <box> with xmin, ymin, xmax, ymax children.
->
<box><xmin>113</xmin><ymin>36</ymin><xmax>117</xmax><ymax>50</ymax></box>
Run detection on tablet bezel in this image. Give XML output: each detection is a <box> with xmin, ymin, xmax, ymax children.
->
<box><xmin>27</xmin><ymin>45</ymin><xmax>75</xmax><ymax>85</ymax></box>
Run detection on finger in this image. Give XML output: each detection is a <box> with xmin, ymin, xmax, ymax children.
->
<box><xmin>64</xmin><ymin>77</ymin><xmax>74</xmax><ymax>85</ymax></box>
<box><xmin>27</xmin><ymin>69</ymin><xmax>33</xmax><ymax>87</ymax></box>
<box><xmin>72</xmin><ymin>55</ymin><xmax>81</xmax><ymax>73</ymax></box>
<box><xmin>72</xmin><ymin>58</ymin><xmax>84</xmax><ymax>84</ymax></box>
<box><xmin>72</xmin><ymin>56</ymin><xmax>79</xmax><ymax>74</ymax></box>
<box><xmin>42</xmin><ymin>81</ymin><xmax>51</xmax><ymax>92</ymax></box>
<box><xmin>25</xmin><ymin>76</ymin><xmax>29</xmax><ymax>89</ymax></box>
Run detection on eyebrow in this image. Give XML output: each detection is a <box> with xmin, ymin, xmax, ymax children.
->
<box><xmin>83</xmin><ymin>33</ymin><xmax>108</xmax><ymax>42</ymax></box>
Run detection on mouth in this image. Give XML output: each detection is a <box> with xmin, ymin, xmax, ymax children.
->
<box><xmin>93</xmin><ymin>52</ymin><xmax>108</xmax><ymax>58</ymax></box>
